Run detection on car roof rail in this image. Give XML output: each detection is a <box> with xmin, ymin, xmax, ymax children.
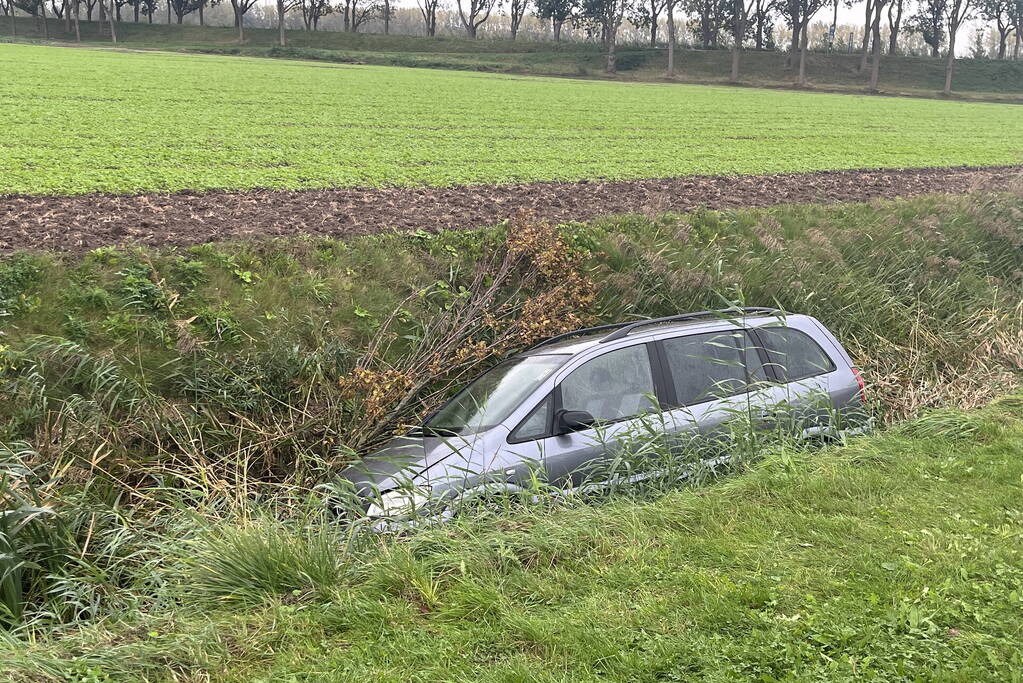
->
<box><xmin>598</xmin><ymin>307</ymin><xmax>783</xmax><ymax>344</ymax></box>
<box><xmin>528</xmin><ymin>307</ymin><xmax>783</xmax><ymax>351</ymax></box>
<box><xmin>527</xmin><ymin>321</ymin><xmax>635</xmax><ymax>351</ymax></box>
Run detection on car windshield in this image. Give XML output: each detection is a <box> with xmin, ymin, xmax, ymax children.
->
<box><xmin>418</xmin><ymin>355</ymin><xmax>568</xmax><ymax>436</ymax></box>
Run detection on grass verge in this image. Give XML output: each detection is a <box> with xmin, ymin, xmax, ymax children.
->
<box><xmin>2</xmin><ymin>396</ymin><xmax>1023</xmax><ymax>680</ymax></box>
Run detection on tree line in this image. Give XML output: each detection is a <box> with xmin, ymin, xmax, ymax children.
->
<box><xmin>4</xmin><ymin>0</ymin><xmax>1020</xmax><ymax>92</ymax></box>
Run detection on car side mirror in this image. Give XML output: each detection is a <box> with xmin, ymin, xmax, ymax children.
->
<box><xmin>557</xmin><ymin>410</ymin><xmax>595</xmax><ymax>433</ymax></box>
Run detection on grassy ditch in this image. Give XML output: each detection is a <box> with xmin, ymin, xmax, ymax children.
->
<box><xmin>3</xmin><ymin>395</ymin><xmax>1023</xmax><ymax>679</ymax></box>
<box><xmin>1</xmin><ymin>190</ymin><xmax>1023</xmax><ymax>639</ymax></box>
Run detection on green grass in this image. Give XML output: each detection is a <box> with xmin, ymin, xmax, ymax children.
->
<box><xmin>1</xmin><ymin>42</ymin><xmax>1022</xmax><ymax>196</ymax></box>
<box><xmin>3</xmin><ymin>397</ymin><xmax>1023</xmax><ymax>680</ymax></box>
<box><xmin>4</xmin><ymin>16</ymin><xmax>1023</xmax><ymax>102</ymax></box>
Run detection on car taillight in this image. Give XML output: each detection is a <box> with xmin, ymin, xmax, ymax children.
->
<box><xmin>852</xmin><ymin>367</ymin><xmax>867</xmax><ymax>404</ymax></box>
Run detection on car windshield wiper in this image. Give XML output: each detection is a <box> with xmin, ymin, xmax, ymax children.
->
<box><xmin>406</xmin><ymin>425</ymin><xmax>461</xmax><ymax>437</ymax></box>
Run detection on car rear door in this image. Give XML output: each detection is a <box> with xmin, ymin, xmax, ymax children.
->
<box><xmin>747</xmin><ymin>321</ymin><xmax>844</xmax><ymax>436</ymax></box>
<box><xmin>653</xmin><ymin>328</ymin><xmax>770</xmax><ymax>468</ymax></box>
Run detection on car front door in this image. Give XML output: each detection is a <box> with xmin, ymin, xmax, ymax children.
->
<box><xmin>534</xmin><ymin>342</ymin><xmax>665</xmax><ymax>488</ymax></box>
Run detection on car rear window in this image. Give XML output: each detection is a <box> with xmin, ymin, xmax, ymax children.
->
<box><xmin>661</xmin><ymin>331</ymin><xmax>767</xmax><ymax>406</ymax></box>
<box><xmin>756</xmin><ymin>326</ymin><xmax>835</xmax><ymax>382</ymax></box>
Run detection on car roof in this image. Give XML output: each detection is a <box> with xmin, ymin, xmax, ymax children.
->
<box><xmin>521</xmin><ymin>312</ymin><xmax>795</xmax><ymax>358</ymax></box>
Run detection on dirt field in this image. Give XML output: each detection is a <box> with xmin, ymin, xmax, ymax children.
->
<box><xmin>2</xmin><ymin>166</ymin><xmax>1021</xmax><ymax>254</ymax></box>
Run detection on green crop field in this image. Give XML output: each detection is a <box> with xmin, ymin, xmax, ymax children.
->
<box><xmin>2</xmin><ymin>43</ymin><xmax>1022</xmax><ymax>196</ymax></box>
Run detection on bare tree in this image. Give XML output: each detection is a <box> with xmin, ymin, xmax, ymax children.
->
<box><xmin>980</xmin><ymin>0</ymin><xmax>1015</xmax><ymax>57</ymax></box>
<box><xmin>780</xmin><ymin>0</ymin><xmax>829</xmax><ymax>84</ymax></box>
<box><xmin>457</xmin><ymin>0</ymin><xmax>497</xmax><ymax>37</ymax></box>
<box><xmin>729</xmin><ymin>0</ymin><xmax>757</xmax><ymax>79</ymax></box>
<box><xmin>630</xmin><ymin>0</ymin><xmax>668</xmax><ymax>45</ymax></box>
<box><xmin>417</xmin><ymin>0</ymin><xmax>440</xmax><ymax>35</ymax></box>
<box><xmin>858</xmin><ymin>0</ymin><xmax>876</xmax><ymax>70</ymax></box>
<box><xmin>943</xmin><ymin>0</ymin><xmax>974</xmax><ymax>94</ymax></box>
<box><xmin>277</xmin><ymin>0</ymin><xmax>301</xmax><ymax>44</ymax></box>
<box><xmin>887</xmin><ymin>0</ymin><xmax>904</xmax><ymax>53</ymax></box>
<box><xmin>867</xmin><ymin>0</ymin><xmax>890</xmax><ymax>89</ymax></box>
<box><xmin>229</xmin><ymin>0</ymin><xmax>258</xmax><ymax>41</ymax></box>
<box><xmin>508</xmin><ymin>0</ymin><xmax>528</xmax><ymax>38</ymax></box>
<box><xmin>381</xmin><ymin>0</ymin><xmax>392</xmax><ymax>32</ymax></box>
<box><xmin>301</xmin><ymin>0</ymin><xmax>331</xmax><ymax>28</ymax></box>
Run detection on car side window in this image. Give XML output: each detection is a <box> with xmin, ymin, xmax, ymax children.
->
<box><xmin>509</xmin><ymin>394</ymin><xmax>552</xmax><ymax>443</ymax></box>
<box><xmin>757</xmin><ymin>326</ymin><xmax>836</xmax><ymax>382</ymax></box>
<box><xmin>661</xmin><ymin>331</ymin><xmax>767</xmax><ymax>406</ymax></box>
<box><xmin>559</xmin><ymin>344</ymin><xmax>657</xmax><ymax>423</ymax></box>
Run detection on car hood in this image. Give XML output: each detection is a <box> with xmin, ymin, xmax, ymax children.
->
<box><xmin>339</xmin><ymin>431</ymin><xmax>487</xmax><ymax>495</ymax></box>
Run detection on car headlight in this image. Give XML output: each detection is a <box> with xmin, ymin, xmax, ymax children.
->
<box><xmin>366</xmin><ymin>487</ymin><xmax>431</xmax><ymax>518</ymax></box>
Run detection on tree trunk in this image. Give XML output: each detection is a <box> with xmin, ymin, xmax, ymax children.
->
<box><xmin>730</xmin><ymin>1</ymin><xmax>744</xmax><ymax>82</ymax></box>
<box><xmin>199</xmin><ymin>0</ymin><xmax>204</xmax><ymax>24</ymax></box>
<box><xmin>606</xmin><ymin>24</ymin><xmax>617</xmax><ymax>73</ymax></box>
<box><xmin>943</xmin><ymin>37</ymin><xmax>956</xmax><ymax>95</ymax></box>
<box><xmin>830</xmin><ymin>0</ymin><xmax>838</xmax><ymax>49</ymax></box>
<box><xmin>787</xmin><ymin>21</ymin><xmax>801</xmax><ymax>68</ymax></box>
<box><xmin>39</xmin><ymin>0</ymin><xmax>50</xmax><ymax>39</ymax></box>
<box><xmin>868</xmin><ymin>12</ymin><xmax>882</xmax><ymax>90</ymax></box>
<box><xmin>755</xmin><ymin>0</ymin><xmax>763</xmax><ymax>49</ymax></box>
<box><xmin>383</xmin><ymin>0</ymin><xmax>388</xmax><ymax>33</ymax></box>
<box><xmin>886</xmin><ymin>0</ymin><xmax>902</xmax><ymax>54</ymax></box>
<box><xmin>649</xmin><ymin>16</ymin><xmax>657</xmax><ymax>46</ymax></box>
<box><xmin>278</xmin><ymin>0</ymin><xmax>285</xmax><ymax>45</ymax></box>
<box><xmin>858</xmin><ymin>0</ymin><xmax>874</xmax><ymax>72</ymax></box>
<box><xmin>553</xmin><ymin>18</ymin><xmax>562</xmax><ymax>41</ymax></box>
<box><xmin>73</xmin><ymin>0</ymin><xmax>81</xmax><ymax>39</ymax></box>
<box><xmin>666</xmin><ymin>0</ymin><xmax>676</xmax><ymax>75</ymax></box>
<box><xmin>997</xmin><ymin>30</ymin><xmax>1007</xmax><ymax>59</ymax></box>
<box><xmin>41</xmin><ymin>0</ymin><xmax>50</xmax><ymax>39</ymax></box>
<box><xmin>107</xmin><ymin>0</ymin><xmax>116</xmax><ymax>41</ymax></box>
<box><xmin>238</xmin><ymin>6</ymin><xmax>244</xmax><ymax>42</ymax></box>
<box><xmin>798</xmin><ymin>21</ymin><xmax>809</xmax><ymax>85</ymax></box>
<box><xmin>165</xmin><ymin>0</ymin><xmax>169</xmax><ymax>23</ymax></box>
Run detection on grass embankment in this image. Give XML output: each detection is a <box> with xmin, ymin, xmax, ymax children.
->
<box><xmin>4</xmin><ymin>397</ymin><xmax>1023</xmax><ymax>680</ymax></box>
<box><xmin>1</xmin><ymin>192</ymin><xmax>1023</xmax><ymax>676</ymax></box>
<box><xmin>3</xmin><ymin>44</ymin><xmax>1023</xmax><ymax>196</ymax></box>
<box><xmin>3</xmin><ymin>16</ymin><xmax>1023</xmax><ymax>101</ymax></box>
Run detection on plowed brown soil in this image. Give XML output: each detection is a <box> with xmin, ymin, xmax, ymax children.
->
<box><xmin>2</xmin><ymin>165</ymin><xmax>1021</xmax><ymax>254</ymax></box>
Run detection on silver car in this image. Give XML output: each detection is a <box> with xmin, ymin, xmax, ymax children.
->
<box><xmin>341</xmin><ymin>308</ymin><xmax>870</xmax><ymax>519</ymax></box>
